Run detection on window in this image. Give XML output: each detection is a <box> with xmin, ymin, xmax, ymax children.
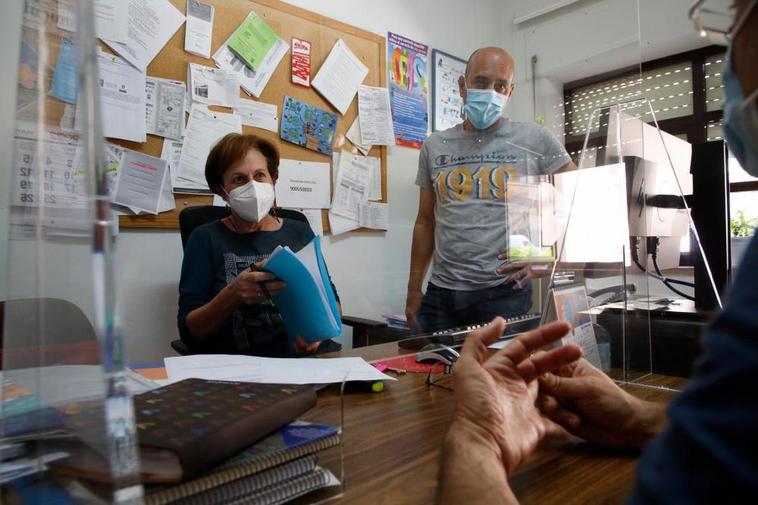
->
<box><xmin>563</xmin><ymin>45</ymin><xmax>757</xmax><ymax>261</ymax></box>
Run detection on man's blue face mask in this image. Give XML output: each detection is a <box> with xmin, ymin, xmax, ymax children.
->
<box><xmin>464</xmin><ymin>88</ymin><xmax>508</xmax><ymax>130</ymax></box>
<box><xmin>722</xmin><ymin>3</ymin><xmax>758</xmax><ymax>177</ymax></box>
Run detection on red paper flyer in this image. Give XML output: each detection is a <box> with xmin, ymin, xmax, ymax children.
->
<box><xmin>291</xmin><ymin>37</ymin><xmax>311</xmax><ymax>87</ymax></box>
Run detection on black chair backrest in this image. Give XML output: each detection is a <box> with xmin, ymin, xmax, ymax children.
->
<box><xmin>178</xmin><ymin>206</ymin><xmax>309</xmax><ymax>250</ymax></box>
<box><xmin>179</xmin><ymin>206</ymin><xmax>231</xmax><ymax>249</ymax></box>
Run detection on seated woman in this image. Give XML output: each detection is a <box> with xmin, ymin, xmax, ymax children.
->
<box><xmin>178</xmin><ymin>133</ymin><xmax>341</xmax><ymax>357</ymax></box>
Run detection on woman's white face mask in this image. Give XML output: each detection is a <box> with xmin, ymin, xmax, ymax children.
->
<box><xmin>225</xmin><ymin>180</ymin><xmax>276</xmax><ymax>223</ymax></box>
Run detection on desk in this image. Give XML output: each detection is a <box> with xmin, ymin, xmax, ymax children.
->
<box><xmin>290</xmin><ymin>342</ymin><xmax>685</xmax><ymax>505</ymax></box>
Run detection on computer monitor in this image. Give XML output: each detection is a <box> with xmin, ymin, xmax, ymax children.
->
<box><xmin>604</xmin><ymin>107</ymin><xmax>694</xmax><ymax>271</ymax></box>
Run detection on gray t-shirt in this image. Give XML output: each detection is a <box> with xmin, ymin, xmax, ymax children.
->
<box><xmin>415</xmin><ymin>119</ymin><xmax>571</xmax><ymax>290</ymax></box>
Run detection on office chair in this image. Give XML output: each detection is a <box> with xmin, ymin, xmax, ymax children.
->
<box><xmin>0</xmin><ymin>297</ymin><xmax>100</xmax><ymax>369</ymax></box>
<box><xmin>171</xmin><ymin>205</ymin><xmax>386</xmax><ymax>355</ymax></box>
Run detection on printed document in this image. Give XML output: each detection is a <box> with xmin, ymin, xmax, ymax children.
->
<box><xmin>112</xmin><ymin>150</ymin><xmax>168</xmax><ymax>214</ymax></box>
<box><xmin>331</xmin><ymin>152</ymin><xmax>371</xmax><ymax>220</ymax></box>
<box><xmin>358</xmin><ymin>201</ymin><xmax>389</xmax><ymax>230</ymax></box>
<box><xmin>276</xmin><ymin>160</ymin><xmax>331</xmax><ymax>209</ymax></box>
<box><xmin>184</xmin><ymin>0</ymin><xmax>214</xmax><ymax>59</ymax></box>
<box><xmin>213</xmin><ymin>35</ymin><xmax>288</xmax><ymax>98</ymax></box>
<box><xmin>97</xmin><ymin>51</ymin><xmax>147</xmax><ymax>143</ymax></box>
<box><xmin>345</xmin><ymin>117</ymin><xmax>372</xmax><ymax>156</ymax></box>
<box><xmin>226</xmin><ymin>11</ymin><xmax>277</xmax><ymax>71</ymax></box>
<box><xmin>234</xmin><ymin>98</ymin><xmax>278</xmax><ymax>132</ymax></box>
<box><xmin>358</xmin><ymin>85</ymin><xmax>395</xmax><ymax>145</ymax></box>
<box><xmin>312</xmin><ymin>39</ymin><xmax>368</xmax><ymax>115</ymax></box>
<box><xmin>328</xmin><ymin>210</ymin><xmax>359</xmax><ymax>236</ymax></box>
<box><xmin>176</xmin><ymin>105</ymin><xmax>241</xmax><ymax>190</ymax></box>
<box><xmin>188</xmin><ymin>63</ymin><xmax>240</xmax><ymax>108</ymax></box>
<box><xmin>164</xmin><ymin>355</ymin><xmax>395</xmax><ymax>385</ymax></box>
<box><xmin>103</xmin><ymin>0</ymin><xmax>185</xmax><ymax>72</ymax></box>
<box><xmin>58</xmin><ymin>0</ymin><xmax>128</xmax><ymax>43</ymax></box>
<box><xmin>145</xmin><ymin>77</ymin><xmax>186</xmax><ymax>140</ymax></box>
<box><xmin>368</xmin><ymin>157</ymin><xmax>382</xmax><ymax>200</ymax></box>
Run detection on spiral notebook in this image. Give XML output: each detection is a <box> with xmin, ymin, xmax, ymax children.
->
<box><xmin>171</xmin><ymin>455</ymin><xmax>316</xmax><ymax>505</ymax></box>
<box><xmin>145</xmin><ymin>421</ymin><xmax>340</xmax><ymax>505</ymax></box>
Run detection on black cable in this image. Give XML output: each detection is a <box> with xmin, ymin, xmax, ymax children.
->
<box><xmin>651</xmin><ymin>250</ymin><xmax>695</xmax><ymax>288</ymax></box>
<box><xmin>661</xmin><ymin>279</ymin><xmax>695</xmax><ymax>300</ymax></box>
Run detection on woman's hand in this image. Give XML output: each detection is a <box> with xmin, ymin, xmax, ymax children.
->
<box><xmin>294</xmin><ymin>336</ymin><xmax>321</xmax><ymax>354</ymax></box>
<box><xmin>230</xmin><ymin>268</ymin><xmax>286</xmax><ymax>305</ymax></box>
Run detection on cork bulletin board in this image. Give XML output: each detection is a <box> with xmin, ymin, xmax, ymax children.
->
<box><xmin>109</xmin><ymin>0</ymin><xmax>388</xmax><ymax>231</ymax></box>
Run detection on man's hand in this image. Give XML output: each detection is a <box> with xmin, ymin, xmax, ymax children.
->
<box><xmin>537</xmin><ymin>358</ymin><xmax>667</xmax><ymax>449</ymax></box>
<box><xmin>451</xmin><ymin>318</ymin><xmax>582</xmax><ymax>473</ymax></box>
<box><xmin>496</xmin><ymin>258</ymin><xmax>552</xmax><ymax>290</ymax></box>
<box><xmin>405</xmin><ymin>288</ymin><xmax>424</xmax><ymax>331</ymax></box>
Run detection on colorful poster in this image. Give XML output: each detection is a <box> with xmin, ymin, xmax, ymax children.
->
<box><xmin>387</xmin><ymin>32</ymin><xmax>428</xmax><ymax>149</ymax></box>
<box><xmin>280</xmin><ymin>96</ymin><xmax>338</xmax><ymax>156</ymax></box>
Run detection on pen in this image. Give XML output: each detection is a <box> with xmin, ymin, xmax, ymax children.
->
<box><xmin>248</xmin><ymin>263</ymin><xmax>274</xmax><ymax>306</ymax></box>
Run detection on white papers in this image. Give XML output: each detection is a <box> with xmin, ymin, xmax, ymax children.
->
<box><xmin>368</xmin><ymin>157</ymin><xmax>382</xmax><ymax>201</ymax></box>
<box><xmin>346</xmin><ymin>117</ymin><xmax>372</xmax><ymax>156</ymax></box>
<box><xmin>312</xmin><ymin>39</ymin><xmax>368</xmax><ymax>115</ymax></box>
<box><xmin>160</xmin><ymin>138</ymin><xmax>183</xmax><ymax>186</ymax></box>
<box><xmin>358</xmin><ymin>202</ymin><xmax>388</xmax><ymax>230</ymax></box>
<box><xmin>176</xmin><ymin>105</ymin><xmax>242</xmax><ymax>191</ymax></box>
<box><xmin>97</xmin><ymin>51</ymin><xmax>147</xmax><ymax>143</ymax></box>
<box><xmin>328</xmin><ymin>210</ymin><xmax>359</xmax><ymax>236</ymax></box>
<box><xmin>163</xmin><ymin>355</ymin><xmax>395</xmax><ymax>385</ymax></box>
<box><xmin>357</xmin><ymin>85</ymin><xmax>395</xmax><ymax>145</ymax></box>
<box><xmin>212</xmin><ymin>194</ymin><xmax>227</xmax><ymax>207</ymax></box>
<box><xmin>58</xmin><ymin>0</ymin><xmax>129</xmax><ymax>43</ymax></box>
<box><xmin>103</xmin><ymin>0</ymin><xmax>185</xmax><ymax>72</ymax></box>
<box><xmin>234</xmin><ymin>99</ymin><xmax>278</xmax><ymax>132</ymax></box>
<box><xmin>184</xmin><ymin>0</ymin><xmax>214</xmax><ymax>59</ymax></box>
<box><xmin>213</xmin><ymin>34</ymin><xmax>288</xmax><ymax>98</ymax></box>
<box><xmin>188</xmin><ymin>63</ymin><xmax>240</xmax><ymax>108</ymax></box>
<box><xmin>145</xmin><ymin>77</ymin><xmax>186</xmax><ymax>140</ymax></box>
<box><xmin>2</xmin><ymin>366</ymin><xmax>158</xmax><ymax>408</ymax></box>
<box><xmin>276</xmin><ymin>160</ymin><xmax>331</xmax><ymax>209</ymax></box>
<box><xmin>112</xmin><ymin>150</ymin><xmax>168</xmax><ymax>214</ymax></box>
<box><xmin>331</xmin><ymin>152</ymin><xmax>371</xmax><ymax>221</ymax></box>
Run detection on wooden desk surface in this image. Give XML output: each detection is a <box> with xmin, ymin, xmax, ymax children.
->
<box><xmin>296</xmin><ymin>341</ymin><xmax>686</xmax><ymax>505</ymax></box>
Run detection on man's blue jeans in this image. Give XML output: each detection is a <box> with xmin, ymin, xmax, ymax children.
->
<box><xmin>417</xmin><ymin>282</ymin><xmax>533</xmax><ymax>333</ymax></box>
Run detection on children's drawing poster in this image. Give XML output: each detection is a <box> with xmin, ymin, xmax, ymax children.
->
<box><xmin>387</xmin><ymin>32</ymin><xmax>428</xmax><ymax>149</ymax></box>
<box><xmin>280</xmin><ymin>96</ymin><xmax>337</xmax><ymax>156</ymax></box>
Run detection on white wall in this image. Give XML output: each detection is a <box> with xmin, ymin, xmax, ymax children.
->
<box><xmin>0</xmin><ymin>0</ymin><xmax>504</xmax><ymax>363</ymax></box>
<box><xmin>499</xmin><ymin>0</ymin><xmax>709</xmax><ymax>131</ymax></box>
<box><xmin>1</xmin><ymin>0</ymin><xmax>708</xmax><ymax>362</ymax></box>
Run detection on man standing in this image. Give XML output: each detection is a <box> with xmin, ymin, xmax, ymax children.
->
<box><xmin>406</xmin><ymin>47</ymin><xmax>575</xmax><ymax>332</ymax></box>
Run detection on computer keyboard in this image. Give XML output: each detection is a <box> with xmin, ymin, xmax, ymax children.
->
<box><xmin>398</xmin><ymin>313</ymin><xmax>542</xmax><ymax>350</ymax></box>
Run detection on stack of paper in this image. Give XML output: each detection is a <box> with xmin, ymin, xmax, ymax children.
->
<box><xmin>164</xmin><ymin>355</ymin><xmax>395</xmax><ymax>385</ymax></box>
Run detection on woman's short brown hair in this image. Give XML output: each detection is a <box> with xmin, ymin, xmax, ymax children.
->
<box><xmin>205</xmin><ymin>133</ymin><xmax>280</xmax><ymax>195</ymax></box>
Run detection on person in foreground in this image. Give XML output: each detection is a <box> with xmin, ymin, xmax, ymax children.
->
<box><xmin>178</xmin><ymin>133</ymin><xmax>341</xmax><ymax>357</ymax></box>
<box><xmin>438</xmin><ymin>1</ymin><xmax>758</xmax><ymax>502</ymax></box>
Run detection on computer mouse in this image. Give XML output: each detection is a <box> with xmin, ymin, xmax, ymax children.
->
<box><xmin>415</xmin><ymin>344</ymin><xmax>460</xmax><ymax>366</ymax></box>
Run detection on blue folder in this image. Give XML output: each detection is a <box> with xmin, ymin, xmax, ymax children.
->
<box><xmin>263</xmin><ymin>236</ymin><xmax>342</xmax><ymax>342</ymax></box>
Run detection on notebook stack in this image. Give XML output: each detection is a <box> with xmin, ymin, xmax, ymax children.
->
<box><xmin>144</xmin><ymin>421</ymin><xmax>341</xmax><ymax>505</ymax></box>
<box><xmin>45</xmin><ymin>379</ymin><xmax>341</xmax><ymax>504</ymax></box>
